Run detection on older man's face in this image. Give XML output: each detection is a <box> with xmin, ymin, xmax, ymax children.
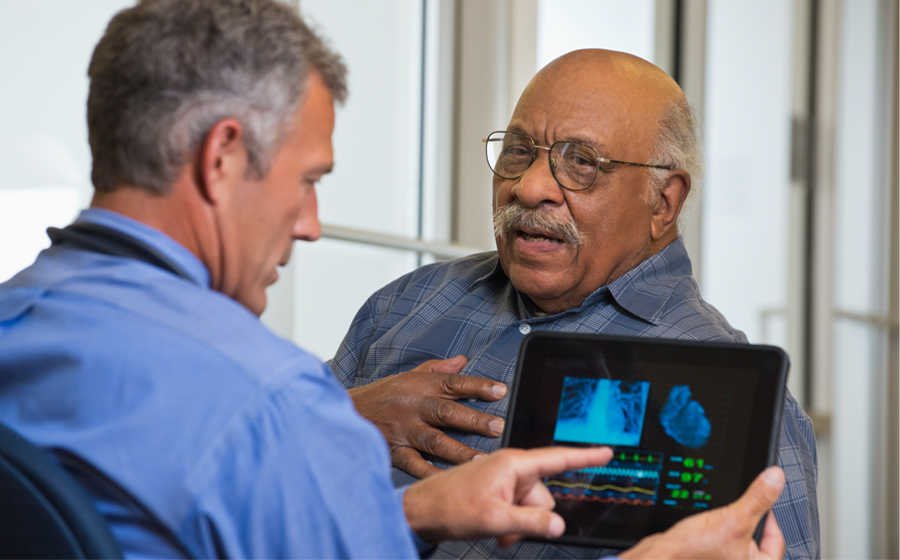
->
<box><xmin>493</xmin><ymin>53</ymin><xmax>675</xmax><ymax>314</ymax></box>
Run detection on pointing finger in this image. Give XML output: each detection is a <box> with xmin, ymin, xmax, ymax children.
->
<box><xmin>510</xmin><ymin>446</ymin><xmax>614</xmax><ymax>480</ymax></box>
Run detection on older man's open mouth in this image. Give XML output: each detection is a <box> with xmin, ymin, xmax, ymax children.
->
<box><xmin>518</xmin><ymin>228</ymin><xmax>566</xmax><ymax>244</ymax></box>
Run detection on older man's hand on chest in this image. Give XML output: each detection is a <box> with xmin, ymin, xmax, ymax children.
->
<box><xmin>347</xmin><ymin>355</ymin><xmax>508</xmax><ymax>479</ymax></box>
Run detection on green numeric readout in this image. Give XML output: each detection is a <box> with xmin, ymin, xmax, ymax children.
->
<box><xmin>678</xmin><ymin>471</ymin><xmax>705</xmax><ymax>483</ymax></box>
<box><xmin>671</xmin><ymin>456</ymin><xmax>709</xmax><ymax>469</ymax></box>
<box><xmin>669</xmin><ymin>488</ymin><xmax>712</xmax><ymax>500</ymax></box>
<box><xmin>663</xmin><ymin>456</ymin><xmax>714</xmax><ymax>510</ymax></box>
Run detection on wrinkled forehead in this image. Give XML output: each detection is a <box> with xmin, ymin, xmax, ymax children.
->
<box><xmin>508</xmin><ymin>52</ymin><xmax>676</xmax><ymax>160</ymax></box>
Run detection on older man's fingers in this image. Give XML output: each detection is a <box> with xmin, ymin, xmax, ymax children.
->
<box><xmin>432</xmin><ymin>370</ymin><xmax>508</xmax><ymax>402</ymax></box>
<box><xmin>412</xmin><ymin>355</ymin><xmax>469</xmax><ymax>374</ymax></box>
<box><xmin>392</xmin><ymin>446</ymin><xmax>443</xmax><ymax>479</ymax></box>
<box><xmin>411</xmin><ymin>356</ymin><xmax>507</xmax><ymax>401</ymax></box>
<box><xmin>758</xmin><ymin>510</ymin><xmax>786</xmax><ymax>560</ymax></box>
<box><xmin>408</xmin><ymin>425</ymin><xmax>486</xmax><ymax>465</ymax></box>
<box><xmin>422</xmin><ymin>397</ymin><xmax>505</xmax><ymax>437</ymax></box>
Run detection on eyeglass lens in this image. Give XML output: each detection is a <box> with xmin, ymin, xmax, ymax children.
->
<box><xmin>485</xmin><ymin>132</ymin><xmax>598</xmax><ymax>191</ymax></box>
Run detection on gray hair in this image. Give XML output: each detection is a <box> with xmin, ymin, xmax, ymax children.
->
<box><xmin>87</xmin><ymin>0</ymin><xmax>347</xmax><ymax>194</ymax></box>
<box><xmin>647</xmin><ymin>99</ymin><xmax>703</xmax><ymax>229</ymax></box>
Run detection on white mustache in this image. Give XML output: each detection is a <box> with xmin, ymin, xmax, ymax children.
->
<box><xmin>493</xmin><ymin>203</ymin><xmax>583</xmax><ymax>246</ymax></box>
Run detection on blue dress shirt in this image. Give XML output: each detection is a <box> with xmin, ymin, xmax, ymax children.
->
<box><xmin>0</xmin><ymin>208</ymin><xmax>421</xmax><ymax>559</ymax></box>
<box><xmin>330</xmin><ymin>238</ymin><xmax>820</xmax><ymax>560</ymax></box>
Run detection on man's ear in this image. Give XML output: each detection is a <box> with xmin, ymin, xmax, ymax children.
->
<box><xmin>195</xmin><ymin>118</ymin><xmax>246</xmax><ymax>205</ymax></box>
<box><xmin>650</xmin><ymin>171</ymin><xmax>691</xmax><ymax>240</ymax></box>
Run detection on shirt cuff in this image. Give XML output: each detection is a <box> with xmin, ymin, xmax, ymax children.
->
<box><xmin>394</xmin><ymin>485</ymin><xmax>437</xmax><ymax>558</ymax></box>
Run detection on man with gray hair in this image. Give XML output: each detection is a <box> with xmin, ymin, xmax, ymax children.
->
<box><xmin>0</xmin><ymin>1</ymin><xmax>792</xmax><ymax>558</ymax></box>
<box><xmin>0</xmin><ymin>1</ymin><xmax>618</xmax><ymax>556</ymax></box>
<box><xmin>331</xmin><ymin>50</ymin><xmax>820</xmax><ymax>559</ymax></box>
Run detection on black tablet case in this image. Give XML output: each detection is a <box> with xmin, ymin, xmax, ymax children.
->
<box><xmin>501</xmin><ymin>332</ymin><xmax>788</xmax><ymax>549</ymax></box>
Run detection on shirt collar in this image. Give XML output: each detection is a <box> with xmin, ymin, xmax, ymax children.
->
<box><xmin>472</xmin><ymin>256</ymin><xmax>507</xmax><ymax>287</ymax></box>
<box><xmin>483</xmin><ymin>237</ymin><xmax>693</xmax><ymax>325</ymax></box>
<box><xmin>74</xmin><ymin>208</ymin><xmax>211</xmax><ymax>288</ymax></box>
<box><xmin>604</xmin><ymin>236</ymin><xmax>693</xmax><ymax>325</ymax></box>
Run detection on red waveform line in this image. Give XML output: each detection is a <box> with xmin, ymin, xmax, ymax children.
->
<box><xmin>553</xmin><ymin>494</ymin><xmax>654</xmax><ymax>506</ymax></box>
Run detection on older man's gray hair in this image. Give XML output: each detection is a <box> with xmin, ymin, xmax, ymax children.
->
<box><xmin>87</xmin><ymin>0</ymin><xmax>346</xmax><ymax>195</ymax></box>
<box><xmin>649</xmin><ymin>99</ymin><xmax>704</xmax><ymax>228</ymax></box>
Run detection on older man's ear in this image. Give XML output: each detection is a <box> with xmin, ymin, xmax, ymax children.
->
<box><xmin>650</xmin><ymin>171</ymin><xmax>691</xmax><ymax>241</ymax></box>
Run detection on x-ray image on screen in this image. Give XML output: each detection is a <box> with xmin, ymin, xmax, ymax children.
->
<box><xmin>554</xmin><ymin>378</ymin><xmax>651</xmax><ymax>446</ymax></box>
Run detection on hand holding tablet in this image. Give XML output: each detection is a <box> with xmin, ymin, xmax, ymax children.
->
<box><xmin>621</xmin><ymin>466</ymin><xmax>786</xmax><ymax>559</ymax></box>
<box><xmin>502</xmin><ymin>332</ymin><xmax>788</xmax><ymax>549</ymax></box>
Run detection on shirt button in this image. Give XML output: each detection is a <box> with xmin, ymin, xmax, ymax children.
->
<box><xmin>519</xmin><ymin>324</ymin><xmax>531</xmax><ymax>335</ymax></box>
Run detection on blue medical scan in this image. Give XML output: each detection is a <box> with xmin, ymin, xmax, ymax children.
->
<box><xmin>659</xmin><ymin>385</ymin><xmax>711</xmax><ymax>449</ymax></box>
<box><xmin>554</xmin><ymin>378</ymin><xmax>650</xmax><ymax>446</ymax></box>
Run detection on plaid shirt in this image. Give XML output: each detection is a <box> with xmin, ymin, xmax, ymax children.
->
<box><xmin>330</xmin><ymin>237</ymin><xmax>820</xmax><ymax>560</ymax></box>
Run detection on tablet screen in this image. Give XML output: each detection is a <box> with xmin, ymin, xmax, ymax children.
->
<box><xmin>503</xmin><ymin>333</ymin><xmax>787</xmax><ymax>548</ymax></box>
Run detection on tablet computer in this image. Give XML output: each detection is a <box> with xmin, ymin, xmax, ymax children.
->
<box><xmin>501</xmin><ymin>332</ymin><xmax>788</xmax><ymax>549</ymax></box>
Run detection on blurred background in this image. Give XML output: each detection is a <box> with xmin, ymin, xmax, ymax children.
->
<box><xmin>0</xmin><ymin>0</ymin><xmax>896</xmax><ymax>557</ymax></box>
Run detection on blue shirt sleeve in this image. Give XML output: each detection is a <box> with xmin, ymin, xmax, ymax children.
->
<box><xmin>177</xmin><ymin>359</ymin><xmax>421</xmax><ymax>559</ymax></box>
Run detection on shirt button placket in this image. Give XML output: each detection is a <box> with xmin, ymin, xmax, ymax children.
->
<box><xmin>518</xmin><ymin>323</ymin><xmax>531</xmax><ymax>335</ymax></box>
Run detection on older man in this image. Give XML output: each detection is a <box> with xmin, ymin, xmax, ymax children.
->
<box><xmin>0</xmin><ymin>2</ymin><xmax>792</xmax><ymax>559</ymax></box>
<box><xmin>331</xmin><ymin>50</ymin><xmax>819</xmax><ymax>559</ymax></box>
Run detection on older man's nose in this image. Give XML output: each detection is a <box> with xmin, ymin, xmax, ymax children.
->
<box><xmin>512</xmin><ymin>151</ymin><xmax>566</xmax><ymax>208</ymax></box>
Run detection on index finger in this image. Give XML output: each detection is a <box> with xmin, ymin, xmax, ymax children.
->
<box><xmin>512</xmin><ymin>446</ymin><xmax>614</xmax><ymax>479</ymax></box>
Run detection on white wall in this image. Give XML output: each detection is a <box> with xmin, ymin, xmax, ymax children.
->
<box><xmin>0</xmin><ymin>1</ymin><xmax>134</xmax><ymax>282</ymax></box>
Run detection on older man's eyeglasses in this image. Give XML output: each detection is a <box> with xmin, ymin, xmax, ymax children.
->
<box><xmin>482</xmin><ymin>131</ymin><xmax>671</xmax><ymax>192</ymax></box>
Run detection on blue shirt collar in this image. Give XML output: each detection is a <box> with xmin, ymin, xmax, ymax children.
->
<box><xmin>604</xmin><ymin>236</ymin><xmax>692</xmax><ymax>325</ymax></box>
<box><xmin>75</xmin><ymin>208</ymin><xmax>211</xmax><ymax>288</ymax></box>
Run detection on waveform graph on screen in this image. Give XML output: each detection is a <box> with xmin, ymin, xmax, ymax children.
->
<box><xmin>547</xmin><ymin>450</ymin><xmax>664</xmax><ymax>506</ymax></box>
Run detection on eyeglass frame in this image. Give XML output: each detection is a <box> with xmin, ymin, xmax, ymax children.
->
<box><xmin>482</xmin><ymin>130</ymin><xmax>672</xmax><ymax>192</ymax></box>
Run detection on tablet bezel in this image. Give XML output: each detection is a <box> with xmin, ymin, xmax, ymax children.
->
<box><xmin>501</xmin><ymin>332</ymin><xmax>788</xmax><ymax>549</ymax></box>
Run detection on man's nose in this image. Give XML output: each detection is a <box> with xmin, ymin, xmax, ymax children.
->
<box><xmin>511</xmin><ymin>149</ymin><xmax>566</xmax><ymax>208</ymax></box>
<box><xmin>293</xmin><ymin>188</ymin><xmax>322</xmax><ymax>242</ymax></box>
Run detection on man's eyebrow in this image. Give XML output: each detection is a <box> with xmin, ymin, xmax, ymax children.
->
<box><xmin>506</xmin><ymin>127</ymin><xmax>608</xmax><ymax>153</ymax></box>
<box><xmin>563</xmin><ymin>135</ymin><xmax>607</xmax><ymax>153</ymax></box>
